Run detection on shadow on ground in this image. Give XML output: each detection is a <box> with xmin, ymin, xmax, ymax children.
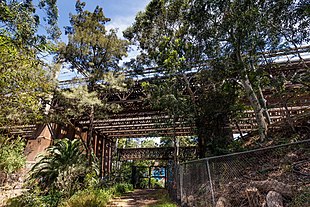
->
<box><xmin>108</xmin><ymin>189</ymin><xmax>166</xmax><ymax>207</ymax></box>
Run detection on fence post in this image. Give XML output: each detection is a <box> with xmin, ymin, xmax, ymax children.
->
<box><xmin>206</xmin><ymin>159</ymin><xmax>216</xmax><ymax>206</ymax></box>
<box><xmin>179</xmin><ymin>164</ymin><xmax>184</xmax><ymax>205</ymax></box>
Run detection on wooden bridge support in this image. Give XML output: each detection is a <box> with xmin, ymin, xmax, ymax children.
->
<box><xmin>83</xmin><ymin>131</ymin><xmax>114</xmax><ymax>177</ymax></box>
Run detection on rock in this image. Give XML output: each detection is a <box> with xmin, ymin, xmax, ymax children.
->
<box><xmin>266</xmin><ymin>191</ymin><xmax>283</xmax><ymax>207</ymax></box>
<box><xmin>250</xmin><ymin>179</ymin><xmax>293</xmax><ymax>197</ymax></box>
<box><xmin>215</xmin><ymin>196</ymin><xmax>231</xmax><ymax>207</ymax></box>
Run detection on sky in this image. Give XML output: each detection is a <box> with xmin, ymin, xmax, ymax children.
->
<box><xmin>54</xmin><ymin>0</ymin><xmax>151</xmax><ymax>80</ymax></box>
<box><xmin>57</xmin><ymin>0</ymin><xmax>150</xmax><ymax>40</ymax></box>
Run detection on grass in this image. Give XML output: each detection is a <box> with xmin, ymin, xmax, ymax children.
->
<box><xmin>149</xmin><ymin>190</ymin><xmax>178</xmax><ymax>207</ymax></box>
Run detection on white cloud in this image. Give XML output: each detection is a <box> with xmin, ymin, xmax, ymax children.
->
<box><xmin>106</xmin><ymin>16</ymin><xmax>134</xmax><ymax>39</ymax></box>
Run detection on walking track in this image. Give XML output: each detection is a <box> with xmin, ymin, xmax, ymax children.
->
<box><xmin>107</xmin><ymin>189</ymin><xmax>165</xmax><ymax>207</ymax></box>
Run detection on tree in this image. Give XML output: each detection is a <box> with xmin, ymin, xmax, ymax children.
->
<box><xmin>56</xmin><ymin>1</ymin><xmax>129</xmax><ymax>162</ymax></box>
<box><xmin>125</xmin><ymin>0</ymin><xmax>241</xmax><ymax>157</ymax></box>
<box><xmin>59</xmin><ymin>0</ymin><xmax>128</xmax><ymax>82</ymax></box>
<box><xmin>0</xmin><ymin>0</ymin><xmax>61</xmax><ymax>127</ymax></box>
<box><xmin>0</xmin><ymin>35</ymin><xmax>53</xmax><ymax>126</ymax></box>
<box><xmin>50</xmin><ymin>86</ymin><xmax>121</xmax><ymax>158</ymax></box>
<box><xmin>188</xmin><ymin>0</ymin><xmax>310</xmax><ymax>141</ymax></box>
<box><xmin>0</xmin><ymin>0</ymin><xmax>60</xmax><ymax>49</ymax></box>
<box><xmin>125</xmin><ymin>0</ymin><xmax>310</xmax><ymax>152</ymax></box>
<box><xmin>160</xmin><ymin>136</ymin><xmax>196</xmax><ymax>147</ymax></box>
<box><xmin>0</xmin><ymin>135</ymin><xmax>26</xmax><ymax>175</ymax></box>
<box><xmin>141</xmin><ymin>138</ymin><xmax>158</xmax><ymax>148</ymax></box>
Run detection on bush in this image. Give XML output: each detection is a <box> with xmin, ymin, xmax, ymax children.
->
<box><xmin>149</xmin><ymin>190</ymin><xmax>177</xmax><ymax>207</ymax></box>
<box><xmin>113</xmin><ymin>183</ymin><xmax>133</xmax><ymax>195</ymax></box>
<box><xmin>7</xmin><ymin>188</ymin><xmax>63</xmax><ymax>207</ymax></box>
<box><xmin>6</xmin><ymin>191</ymin><xmax>45</xmax><ymax>207</ymax></box>
<box><xmin>30</xmin><ymin>138</ymin><xmax>87</xmax><ymax>194</ymax></box>
<box><xmin>60</xmin><ymin>189</ymin><xmax>112</xmax><ymax>207</ymax></box>
<box><xmin>60</xmin><ymin>183</ymin><xmax>133</xmax><ymax>207</ymax></box>
<box><xmin>0</xmin><ymin>136</ymin><xmax>25</xmax><ymax>175</ymax></box>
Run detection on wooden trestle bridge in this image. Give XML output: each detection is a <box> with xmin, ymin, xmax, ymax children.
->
<box><xmin>1</xmin><ymin>58</ymin><xmax>310</xmax><ymax>176</ymax></box>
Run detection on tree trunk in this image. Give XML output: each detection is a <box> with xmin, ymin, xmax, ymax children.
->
<box><xmin>266</xmin><ymin>191</ymin><xmax>284</xmax><ymax>207</ymax></box>
<box><xmin>87</xmin><ymin>105</ymin><xmax>94</xmax><ymax>165</ymax></box>
<box><xmin>44</xmin><ymin>64</ymin><xmax>61</xmax><ymax>115</ymax></box>
<box><xmin>196</xmin><ymin>118</ymin><xmax>207</xmax><ymax>158</ymax></box>
<box><xmin>257</xmin><ymin>84</ymin><xmax>272</xmax><ymax>125</ymax></box>
<box><xmin>241</xmin><ymin>76</ymin><xmax>268</xmax><ymax>141</ymax></box>
<box><xmin>282</xmin><ymin>97</ymin><xmax>296</xmax><ymax>132</ymax></box>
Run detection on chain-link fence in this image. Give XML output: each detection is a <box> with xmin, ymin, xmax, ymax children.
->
<box><xmin>173</xmin><ymin>139</ymin><xmax>310</xmax><ymax>207</ymax></box>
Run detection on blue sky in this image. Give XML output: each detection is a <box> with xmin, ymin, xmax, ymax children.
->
<box><xmin>57</xmin><ymin>0</ymin><xmax>150</xmax><ymax>40</ymax></box>
<box><xmin>54</xmin><ymin>0</ymin><xmax>150</xmax><ymax>80</ymax></box>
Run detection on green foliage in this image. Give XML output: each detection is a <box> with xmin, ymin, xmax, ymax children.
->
<box><xmin>0</xmin><ymin>136</ymin><xmax>25</xmax><ymax>174</ymax></box>
<box><xmin>0</xmin><ymin>0</ymin><xmax>60</xmax><ymax>44</ymax></box>
<box><xmin>0</xmin><ymin>35</ymin><xmax>53</xmax><ymax>126</ymax></box>
<box><xmin>59</xmin><ymin>0</ymin><xmax>128</xmax><ymax>81</ymax></box>
<box><xmin>139</xmin><ymin>178</ymin><xmax>164</xmax><ymax>189</ymax></box>
<box><xmin>0</xmin><ymin>1</ymin><xmax>60</xmax><ymax>127</ymax></box>
<box><xmin>126</xmin><ymin>0</ymin><xmax>310</xmax><ymax>153</ymax></box>
<box><xmin>160</xmin><ymin>136</ymin><xmax>197</xmax><ymax>147</ymax></box>
<box><xmin>50</xmin><ymin>86</ymin><xmax>112</xmax><ymax>125</ymax></box>
<box><xmin>6</xmin><ymin>191</ymin><xmax>45</xmax><ymax>207</ymax></box>
<box><xmin>149</xmin><ymin>190</ymin><xmax>177</xmax><ymax>207</ymax></box>
<box><xmin>30</xmin><ymin>138</ymin><xmax>87</xmax><ymax>194</ymax></box>
<box><xmin>141</xmin><ymin>138</ymin><xmax>158</xmax><ymax>148</ymax></box>
<box><xmin>0</xmin><ymin>1</ymin><xmax>59</xmax><ymax>127</ymax></box>
<box><xmin>152</xmin><ymin>203</ymin><xmax>177</xmax><ymax>207</ymax></box>
<box><xmin>113</xmin><ymin>183</ymin><xmax>133</xmax><ymax>195</ymax></box>
<box><xmin>7</xmin><ymin>188</ymin><xmax>63</xmax><ymax>207</ymax></box>
<box><xmin>289</xmin><ymin>186</ymin><xmax>310</xmax><ymax>207</ymax></box>
<box><xmin>112</xmin><ymin>160</ymin><xmax>133</xmax><ymax>183</ymax></box>
<box><xmin>60</xmin><ymin>188</ymin><xmax>111</xmax><ymax>207</ymax></box>
<box><xmin>60</xmin><ymin>183</ymin><xmax>133</xmax><ymax>207</ymax></box>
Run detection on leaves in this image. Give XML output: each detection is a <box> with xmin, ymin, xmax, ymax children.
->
<box><xmin>30</xmin><ymin>138</ymin><xmax>86</xmax><ymax>191</ymax></box>
<box><xmin>0</xmin><ymin>35</ymin><xmax>53</xmax><ymax>126</ymax></box>
<box><xmin>60</xmin><ymin>1</ymin><xmax>128</xmax><ymax>81</ymax></box>
<box><xmin>0</xmin><ymin>136</ymin><xmax>26</xmax><ymax>174</ymax></box>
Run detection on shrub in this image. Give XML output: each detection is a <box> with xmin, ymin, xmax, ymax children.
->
<box><xmin>60</xmin><ymin>189</ymin><xmax>112</xmax><ymax>207</ymax></box>
<box><xmin>6</xmin><ymin>191</ymin><xmax>45</xmax><ymax>207</ymax></box>
<box><xmin>113</xmin><ymin>183</ymin><xmax>133</xmax><ymax>195</ymax></box>
<box><xmin>7</xmin><ymin>187</ymin><xmax>63</xmax><ymax>207</ymax></box>
<box><xmin>0</xmin><ymin>136</ymin><xmax>25</xmax><ymax>175</ymax></box>
<box><xmin>30</xmin><ymin>138</ymin><xmax>87</xmax><ymax>193</ymax></box>
<box><xmin>60</xmin><ymin>183</ymin><xmax>133</xmax><ymax>207</ymax></box>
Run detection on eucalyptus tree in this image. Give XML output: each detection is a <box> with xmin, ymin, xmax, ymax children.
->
<box><xmin>57</xmin><ymin>1</ymin><xmax>129</xmax><ymax>161</ymax></box>
<box><xmin>0</xmin><ymin>0</ymin><xmax>60</xmax><ymax>127</ymax></box>
<box><xmin>126</xmin><ymin>0</ymin><xmax>310</xmax><ymax>153</ymax></box>
<box><xmin>125</xmin><ymin>0</ymin><xmax>241</xmax><ymax>157</ymax></box>
<box><xmin>188</xmin><ymin>0</ymin><xmax>310</xmax><ymax>141</ymax></box>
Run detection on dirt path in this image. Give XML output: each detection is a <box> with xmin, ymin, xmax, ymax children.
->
<box><xmin>0</xmin><ymin>187</ymin><xmax>27</xmax><ymax>207</ymax></box>
<box><xmin>107</xmin><ymin>189</ymin><xmax>165</xmax><ymax>207</ymax></box>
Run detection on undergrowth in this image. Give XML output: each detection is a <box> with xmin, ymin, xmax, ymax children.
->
<box><xmin>149</xmin><ymin>190</ymin><xmax>177</xmax><ymax>207</ymax></box>
<box><xmin>7</xmin><ymin>183</ymin><xmax>133</xmax><ymax>207</ymax></box>
<box><xmin>289</xmin><ymin>186</ymin><xmax>310</xmax><ymax>207</ymax></box>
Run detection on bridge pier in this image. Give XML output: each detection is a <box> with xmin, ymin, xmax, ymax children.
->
<box><xmin>23</xmin><ymin>123</ymin><xmax>114</xmax><ymax>176</ymax></box>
